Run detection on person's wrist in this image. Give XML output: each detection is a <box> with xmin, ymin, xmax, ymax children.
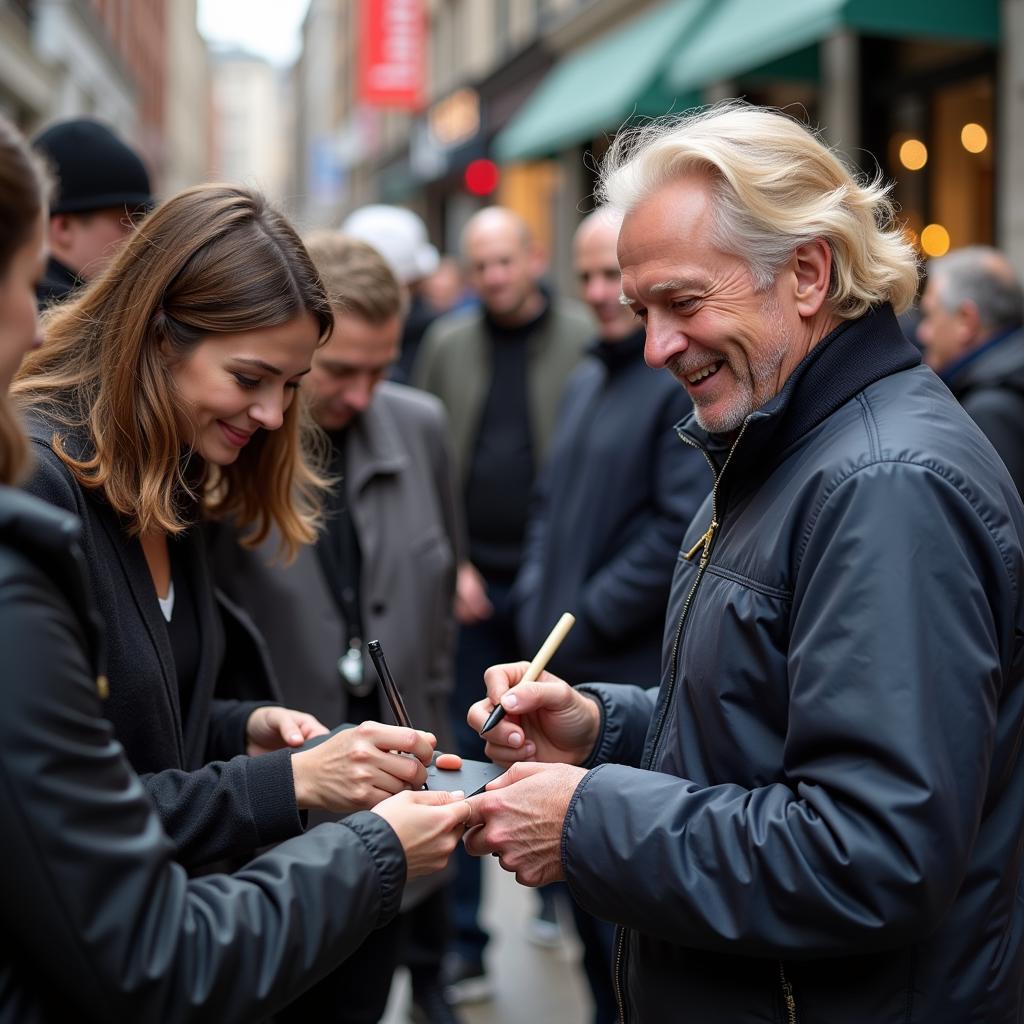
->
<box><xmin>290</xmin><ymin>749</ymin><xmax>316</xmax><ymax>810</ymax></box>
<box><xmin>577</xmin><ymin>693</ymin><xmax>602</xmax><ymax>764</ymax></box>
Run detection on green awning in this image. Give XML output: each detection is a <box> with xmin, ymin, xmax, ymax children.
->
<box><xmin>493</xmin><ymin>1</ymin><xmax>704</xmax><ymax>163</ymax></box>
<box><xmin>667</xmin><ymin>0</ymin><xmax>1000</xmax><ymax>94</ymax></box>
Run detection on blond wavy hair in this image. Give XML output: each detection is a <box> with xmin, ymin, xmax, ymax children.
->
<box><xmin>598</xmin><ymin>102</ymin><xmax>919</xmax><ymax>318</ymax></box>
<box><xmin>14</xmin><ymin>184</ymin><xmax>332</xmax><ymax>559</ymax></box>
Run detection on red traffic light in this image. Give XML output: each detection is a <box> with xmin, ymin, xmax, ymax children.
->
<box><xmin>464</xmin><ymin>158</ymin><xmax>499</xmax><ymax>196</ymax></box>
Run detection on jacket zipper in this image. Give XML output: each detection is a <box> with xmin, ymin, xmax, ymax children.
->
<box><xmin>611</xmin><ymin>421</ymin><xmax>748</xmax><ymax>1024</ymax></box>
<box><xmin>779</xmin><ymin>961</ymin><xmax>798</xmax><ymax>1023</ymax></box>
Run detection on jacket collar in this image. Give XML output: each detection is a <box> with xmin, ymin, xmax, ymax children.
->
<box><xmin>342</xmin><ymin>385</ymin><xmax>409</xmax><ymax>496</ymax></box>
<box><xmin>589</xmin><ymin>328</ymin><xmax>647</xmax><ymax>371</ymax></box>
<box><xmin>942</xmin><ymin>325</ymin><xmax>1024</xmax><ymax>390</ymax></box>
<box><xmin>677</xmin><ymin>304</ymin><xmax>921</xmax><ymax>472</ymax></box>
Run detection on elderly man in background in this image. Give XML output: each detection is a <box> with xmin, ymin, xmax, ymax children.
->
<box><xmin>918</xmin><ymin>245</ymin><xmax>1024</xmax><ymax>494</ymax></box>
<box><xmin>416</xmin><ymin>205</ymin><xmax>592</xmax><ymax>1000</ymax></box>
<box><xmin>465</xmin><ymin>104</ymin><xmax>1024</xmax><ymax>1023</ymax></box>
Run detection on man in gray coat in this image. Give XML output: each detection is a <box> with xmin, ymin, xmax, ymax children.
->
<box><xmin>212</xmin><ymin>235</ymin><xmax>462</xmax><ymax>1024</ymax></box>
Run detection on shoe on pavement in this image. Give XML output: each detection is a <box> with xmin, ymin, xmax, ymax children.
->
<box><xmin>441</xmin><ymin>955</ymin><xmax>493</xmax><ymax>1005</ymax></box>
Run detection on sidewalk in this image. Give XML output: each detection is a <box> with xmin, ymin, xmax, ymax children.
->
<box><xmin>384</xmin><ymin>856</ymin><xmax>593</xmax><ymax>1024</ymax></box>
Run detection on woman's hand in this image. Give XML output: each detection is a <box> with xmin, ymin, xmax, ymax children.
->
<box><xmin>246</xmin><ymin>705</ymin><xmax>328</xmax><ymax>756</ymax></box>
<box><xmin>290</xmin><ymin>721</ymin><xmax>436</xmax><ymax>814</ymax></box>
<box><xmin>372</xmin><ymin>789</ymin><xmax>472</xmax><ymax>877</ymax></box>
<box><xmin>466</xmin><ymin>662</ymin><xmax>601</xmax><ymax>768</ymax></box>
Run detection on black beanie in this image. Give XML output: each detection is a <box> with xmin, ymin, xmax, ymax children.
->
<box><xmin>32</xmin><ymin>118</ymin><xmax>154</xmax><ymax>215</ymax></box>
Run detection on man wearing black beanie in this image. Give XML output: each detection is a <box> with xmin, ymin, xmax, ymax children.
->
<box><xmin>32</xmin><ymin>118</ymin><xmax>154</xmax><ymax>305</ymax></box>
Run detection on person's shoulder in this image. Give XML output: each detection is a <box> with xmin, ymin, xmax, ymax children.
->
<box><xmin>375</xmin><ymin>381</ymin><xmax>448</xmax><ymax>437</ymax></box>
<box><xmin>0</xmin><ymin>486</ymin><xmax>82</xmax><ymax>604</ymax></box>
<box><xmin>421</xmin><ymin>304</ymin><xmax>485</xmax><ymax>349</ymax></box>
<box><xmin>549</xmin><ymin>297</ymin><xmax>597</xmax><ymax>338</ymax></box>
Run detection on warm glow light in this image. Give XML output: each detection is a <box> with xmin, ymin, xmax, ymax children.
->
<box><xmin>899</xmin><ymin>139</ymin><xmax>928</xmax><ymax>171</ymax></box>
<box><xmin>961</xmin><ymin>123</ymin><xmax>988</xmax><ymax>154</ymax></box>
<box><xmin>921</xmin><ymin>224</ymin><xmax>950</xmax><ymax>257</ymax></box>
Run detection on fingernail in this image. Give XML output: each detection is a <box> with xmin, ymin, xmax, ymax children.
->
<box><xmin>502</xmin><ymin>694</ymin><xmax>518</xmax><ymax>710</ymax></box>
<box><xmin>451</xmin><ymin>790</ymin><xmax>465</xmax><ymax>799</ymax></box>
<box><xmin>508</xmin><ymin>731</ymin><xmax>522</xmax><ymax>746</ymax></box>
<box><xmin>524</xmin><ymin>742</ymin><xmax>536</xmax><ymax>756</ymax></box>
<box><xmin>290</xmin><ymin>732</ymin><xmax>302</xmax><ymax>742</ymax></box>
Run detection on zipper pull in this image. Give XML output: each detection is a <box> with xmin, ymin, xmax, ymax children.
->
<box><xmin>683</xmin><ymin>519</ymin><xmax>719</xmax><ymax>562</ymax></box>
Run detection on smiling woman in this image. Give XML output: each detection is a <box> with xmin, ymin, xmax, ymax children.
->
<box><xmin>3</xmin><ymin>185</ymin><xmax>404</xmax><ymax>873</ymax></box>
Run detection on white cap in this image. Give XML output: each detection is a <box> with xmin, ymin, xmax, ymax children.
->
<box><xmin>340</xmin><ymin>205</ymin><xmax>439</xmax><ymax>284</ymax></box>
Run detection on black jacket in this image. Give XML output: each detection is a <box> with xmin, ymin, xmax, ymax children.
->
<box><xmin>0</xmin><ymin>484</ymin><xmax>405</xmax><ymax>1023</ymax></box>
<box><xmin>563</xmin><ymin>306</ymin><xmax>1024</xmax><ymax>1023</ymax></box>
<box><xmin>515</xmin><ymin>331</ymin><xmax>710</xmax><ymax>683</ymax></box>
<box><xmin>34</xmin><ymin>257</ymin><xmax>79</xmax><ymax>307</ymax></box>
<box><xmin>21</xmin><ymin>417</ymin><xmax>301</xmax><ymax>868</ymax></box>
<box><xmin>943</xmin><ymin>325</ymin><xmax>1024</xmax><ymax>497</ymax></box>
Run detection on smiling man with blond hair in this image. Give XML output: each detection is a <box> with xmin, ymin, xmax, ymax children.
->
<box><xmin>464</xmin><ymin>103</ymin><xmax>1024</xmax><ymax>1024</ymax></box>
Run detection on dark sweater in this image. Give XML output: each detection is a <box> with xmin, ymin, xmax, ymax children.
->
<box><xmin>464</xmin><ymin>303</ymin><xmax>552</xmax><ymax>577</ymax></box>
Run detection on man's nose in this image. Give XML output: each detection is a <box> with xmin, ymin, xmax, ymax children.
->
<box><xmin>643</xmin><ymin>312</ymin><xmax>685</xmax><ymax>369</ymax></box>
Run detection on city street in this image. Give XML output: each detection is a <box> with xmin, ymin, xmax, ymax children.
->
<box><xmin>384</xmin><ymin>857</ymin><xmax>592</xmax><ymax>1024</ymax></box>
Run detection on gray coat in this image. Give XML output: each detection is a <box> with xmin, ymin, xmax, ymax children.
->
<box><xmin>212</xmin><ymin>382</ymin><xmax>460</xmax><ymax>750</ymax></box>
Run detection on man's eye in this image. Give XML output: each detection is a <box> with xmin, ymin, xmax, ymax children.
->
<box><xmin>672</xmin><ymin>298</ymin><xmax>699</xmax><ymax>313</ymax></box>
<box><xmin>632</xmin><ymin>307</ymin><xmax>648</xmax><ymax>322</ymax></box>
<box><xmin>233</xmin><ymin>373</ymin><xmax>260</xmax><ymax>390</ymax></box>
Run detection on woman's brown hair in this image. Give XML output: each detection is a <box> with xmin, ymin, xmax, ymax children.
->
<box><xmin>13</xmin><ymin>184</ymin><xmax>333</xmax><ymax>557</ymax></box>
<box><xmin>0</xmin><ymin>114</ymin><xmax>49</xmax><ymax>486</ymax></box>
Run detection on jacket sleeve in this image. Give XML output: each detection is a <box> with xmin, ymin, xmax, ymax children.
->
<box><xmin>137</xmin><ymin>746</ymin><xmax>303</xmax><ymax>867</ymax></box>
<box><xmin>959</xmin><ymin>387</ymin><xmax>1024</xmax><ymax>498</ymax></box>
<box><xmin>0</xmin><ymin>562</ymin><xmax>405</xmax><ymax>1024</ymax></box>
<box><xmin>564</xmin><ymin>460</ymin><xmax>1012</xmax><ymax>956</ymax></box>
<box><xmin>575</xmin><ymin>681</ymin><xmax>658</xmax><ymax>769</ymax></box>
<box><xmin>579</xmin><ymin>393</ymin><xmax>710</xmax><ymax>641</ymax></box>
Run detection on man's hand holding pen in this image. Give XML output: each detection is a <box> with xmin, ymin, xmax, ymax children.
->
<box><xmin>463</xmin><ymin>660</ymin><xmax>603</xmax><ymax>887</ymax></box>
<box><xmin>467</xmin><ymin>661</ymin><xmax>602</xmax><ymax>767</ymax></box>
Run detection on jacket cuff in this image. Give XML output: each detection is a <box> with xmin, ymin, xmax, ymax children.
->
<box><xmin>342</xmin><ymin>811</ymin><xmax>407</xmax><ymax>927</ymax></box>
<box><xmin>245</xmin><ymin>747</ymin><xmax>304</xmax><ymax>846</ymax></box>
<box><xmin>575</xmin><ymin>684</ymin><xmax>616</xmax><ymax>767</ymax></box>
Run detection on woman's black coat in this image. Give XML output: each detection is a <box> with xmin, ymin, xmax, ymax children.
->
<box><xmin>21</xmin><ymin>416</ymin><xmax>302</xmax><ymax>866</ymax></box>
<box><xmin>0</xmin><ymin>482</ymin><xmax>405</xmax><ymax>1023</ymax></box>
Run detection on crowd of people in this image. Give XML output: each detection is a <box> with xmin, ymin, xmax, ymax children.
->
<box><xmin>0</xmin><ymin>98</ymin><xmax>1022</xmax><ymax>1024</ymax></box>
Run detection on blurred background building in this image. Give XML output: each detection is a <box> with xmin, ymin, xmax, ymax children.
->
<box><xmin>1</xmin><ymin>0</ymin><xmax>1021</xmax><ymax>285</ymax></box>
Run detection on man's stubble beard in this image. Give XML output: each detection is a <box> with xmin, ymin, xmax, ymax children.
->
<box><xmin>677</xmin><ymin>291</ymin><xmax>792</xmax><ymax>435</ymax></box>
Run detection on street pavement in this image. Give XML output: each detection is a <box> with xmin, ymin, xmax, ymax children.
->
<box><xmin>383</xmin><ymin>856</ymin><xmax>593</xmax><ymax>1024</ymax></box>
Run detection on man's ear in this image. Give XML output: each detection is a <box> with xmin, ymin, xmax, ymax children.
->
<box><xmin>48</xmin><ymin>213</ymin><xmax>75</xmax><ymax>250</ymax></box>
<box><xmin>956</xmin><ymin>299</ymin><xmax>984</xmax><ymax>345</ymax></box>
<box><xmin>790</xmin><ymin>238</ymin><xmax>833</xmax><ymax>318</ymax></box>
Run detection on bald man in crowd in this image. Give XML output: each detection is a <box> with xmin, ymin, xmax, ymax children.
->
<box><xmin>415</xmin><ymin>206</ymin><xmax>592</xmax><ymax>1000</ymax></box>
<box><xmin>918</xmin><ymin>246</ymin><xmax>1024</xmax><ymax>495</ymax></box>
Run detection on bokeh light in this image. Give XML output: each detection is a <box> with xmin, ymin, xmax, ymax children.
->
<box><xmin>960</xmin><ymin>123</ymin><xmax>988</xmax><ymax>154</ymax></box>
<box><xmin>899</xmin><ymin>139</ymin><xmax>928</xmax><ymax>171</ymax></box>
<box><xmin>921</xmin><ymin>224</ymin><xmax>950</xmax><ymax>257</ymax></box>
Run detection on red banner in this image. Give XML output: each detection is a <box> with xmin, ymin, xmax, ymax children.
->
<box><xmin>359</xmin><ymin>0</ymin><xmax>425</xmax><ymax>110</ymax></box>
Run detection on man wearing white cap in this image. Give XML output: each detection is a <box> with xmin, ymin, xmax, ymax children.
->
<box><xmin>342</xmin><ymin>204</ymin><xmax>440</xmax><ymax>384</ymax></box>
